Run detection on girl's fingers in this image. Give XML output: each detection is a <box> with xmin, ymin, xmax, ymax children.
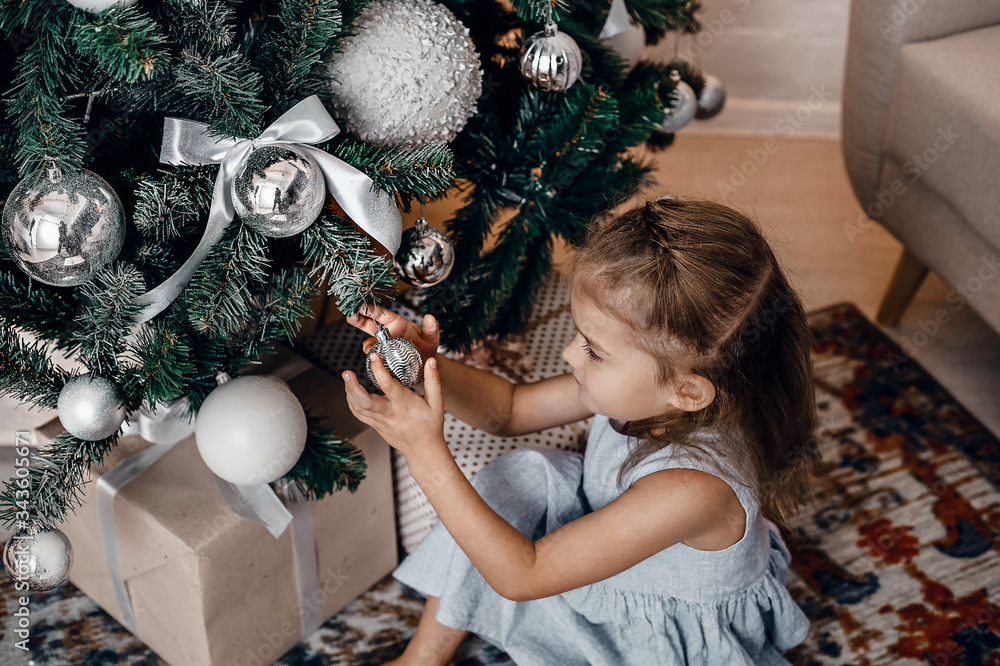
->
<box><xmin>362</xmin><ymin>337</ymin><xmax>376</xmax><ymax>354</ymax></box>
<box><xmin>423</xmin><ymin>357</ymin><xmax>443</xmax><ymax>412</ymax></box>
<box><xmin>345</xmin><ymin>313</ymin><xmax>378</xmax><ymax>337</ymax></box>
<box><xmin>421</xmin><ymin>314</ymin><xmax>441</xmax><ymax>344</ymax></box>
<box><xmin>369</xmin><ymin>353</ymin><xmax>405</xmax><ymax>397</ymax></box>
<box><xmin>342</xmin><ymin>371</ymin><xmax>373</xmax><ymax>410</ymax></box>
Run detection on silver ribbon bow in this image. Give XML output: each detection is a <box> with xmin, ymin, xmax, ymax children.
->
<box><xmin>599</xmin><ymin>0</ymin><xmax>635</xmax><ymax>40</ymax></box>
<box><xmin>96</xmin><ymin>396</ymin><xmax>322</xmax><ymax>637</ymax></box>
<box><xmin>131</xmin><ymin>95</ymin><xmax>403</xmax><ymax>323</ymax></box>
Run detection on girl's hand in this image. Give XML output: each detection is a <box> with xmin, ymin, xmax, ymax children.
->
<box><xmin>345</xmin><ymin>305</ymin><xmax>440</xmax><ymax>363</ymax></box>
<box><xmin>342</xmin><ymin>354</ymin><xmax>446</xmax><ymax>459</ymax></box>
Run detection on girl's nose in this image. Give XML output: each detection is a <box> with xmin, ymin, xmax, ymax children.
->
<box><xmin>562</xmin><ymin>342</ymin><xmax>577</xmax><ymax>368</ymax></box>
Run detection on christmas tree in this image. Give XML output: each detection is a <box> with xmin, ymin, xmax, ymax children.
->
<box><xmin>0</xmin><ymin>0</ymin><xmax>706</xmax><ymax>542</ymax></box>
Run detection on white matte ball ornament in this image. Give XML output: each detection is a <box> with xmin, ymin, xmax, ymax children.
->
<box><xmin>3</xmin><ymin>526</ymin><xmax>73</xmax><ymax>592</ymax></box>
<box><xmin>57</xmin><ymin>373</ymin><xmax>128</xmax><ymax>441</ymax></box>
<box><xmin>660</xmin><ymin>72</ymin><xmax>697</xmax><ymax>133</ymax></box>
<box><xmin>195</xmin><ymin>376</ymin><xmax>307</xmax><ymax>486</ymax></box>
<box><xmin>326</xmin><ymin>0</ymin><xmax>483</xmax><ymax>144</ymax></box>
<box><xmin>64</xmin><ymin>0</ymin><xmax>137</xmax><ymax>12</ymax></box>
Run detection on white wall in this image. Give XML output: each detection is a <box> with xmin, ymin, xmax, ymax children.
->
<box><xmin>648</xmin><ymin>0</ymin><xmax>851</xmax><ymax>137</ymax></box>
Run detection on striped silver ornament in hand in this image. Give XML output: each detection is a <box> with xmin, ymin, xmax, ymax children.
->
<box><xmin>365</xmin><ymin>324</ymin><xmax>424</xmax><ymax>390</ymax></box>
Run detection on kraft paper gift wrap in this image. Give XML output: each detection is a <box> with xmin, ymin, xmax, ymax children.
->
<box><xmin>46</xmin><ymin>347</ymin><xmax>398</xmax><ymax>666</ymax></box>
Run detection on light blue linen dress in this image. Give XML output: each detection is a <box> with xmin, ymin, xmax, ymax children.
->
<box><xmin>393</xmin><ymin>414</ymin><xmax>810</xmax><ymax>665</ymax></box>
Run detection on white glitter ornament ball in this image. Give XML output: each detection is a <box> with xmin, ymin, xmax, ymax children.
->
<box><xmin>325</xmin><ymin>0</ymin><xmax>483</xmax><ymax>144</ymax></box>
<box><xmin>194</xmin><ymin>375</ymin><xmax>307</xmax><ymax>486</ymax></box>
<box><xmin>57</xmin><ymin>373</ymin><xmax>128</xmax><ymax>441</ymax></box>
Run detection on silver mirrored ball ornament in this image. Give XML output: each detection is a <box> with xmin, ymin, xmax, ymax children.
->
<box><xmin>231</xmin><ymin>145</ymin><xmax>326</xmax><ymax>238</ymax></box>
<box><xmin>365</xmin><ymin>325</ymin><xmax>424</xmax><ymax>390</ymax></box>
<box><xmin>3</xmin><ymin>526</ymin><xmax>74</xmax><ymax>592</ymax></box>
<box><xmin>1</xmin><ymin>166</ymin><xmax>125</xmax><ymax>287</ymax></box>
<box><xmin>660</xmin><ymin>72</ymin><xmax>697</xmax><ymax>133</ymax></box>
<box><xmin>520</xmin><ymin>22</ymin><xmax>582</xmax><ymax>92</ymax></box>
<box><xmin>696</xmin><ymin>73</ymin><xmax>726</xmax><ymax>120</ymax></box>
<box><xmin>57</xmin><ymin>373</ymin><xmax>128</xmax><ymax>441</ymax></box>
<box><xmin>393</xmin><ymin>216</ymin><xmax>455</xmax><ymax>287</ymax></box>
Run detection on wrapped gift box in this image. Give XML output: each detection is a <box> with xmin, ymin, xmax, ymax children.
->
<box><xmin>40</xmin><ymin>346</ymin><xmax>397</xmax><ymax>666</ymax></box>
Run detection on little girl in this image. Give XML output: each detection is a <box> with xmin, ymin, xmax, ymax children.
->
<box><xmin>342</xmin><ymin>197</ymin><xmax>818</xmax><ymax>665</ymax></box>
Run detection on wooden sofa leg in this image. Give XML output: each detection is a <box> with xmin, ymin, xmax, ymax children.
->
<box><xmin>877</xmin><ymin>248</ymin><xmax>928</xmax><ymax>327</ymax></box>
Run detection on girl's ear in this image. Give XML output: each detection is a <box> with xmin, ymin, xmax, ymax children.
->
<box><xmin>670</xmin><ymin>373</ymin><xmax>716</xmax><ymax>412</ymax></box>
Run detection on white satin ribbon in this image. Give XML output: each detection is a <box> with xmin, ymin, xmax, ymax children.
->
<box><xmin>130</xmin><ymin>95</ymin><xmax>402</xmax><ymax>323</ymax></box>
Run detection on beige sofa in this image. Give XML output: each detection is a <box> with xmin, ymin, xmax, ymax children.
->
<box><xmin>841</xmin><ymin>0</ymin><xmax>1000</xmax><ymax>331</ymax></box>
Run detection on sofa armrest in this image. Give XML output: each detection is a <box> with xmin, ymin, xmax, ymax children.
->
<box><xmin>841</xmin><ymin>0</ymin><xmax>1000</xmax><ymax>213</ymax></box>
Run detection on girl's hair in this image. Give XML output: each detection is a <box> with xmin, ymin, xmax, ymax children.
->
<box><xmin>570</xmin><ymin>196</ymin><xmax>821</xmax><ymax>528</ymax></box>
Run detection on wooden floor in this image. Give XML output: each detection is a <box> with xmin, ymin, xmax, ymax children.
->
<box><xmin>647</xmin><ymin>134</ymin><xmax>1000</xmax><ymax>437</ymax></box>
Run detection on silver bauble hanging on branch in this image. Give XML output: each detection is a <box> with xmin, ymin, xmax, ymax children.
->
<box><xmin>325</xmin><ymin>0</ymin><xmax>483</xmax><ymax>144</ymax></box>
<box><xmin>366</xmin><ymin>324</ymin><xmax>424</xmax><ymax>390</ymax></box>
<box><xmin>660</xmin><ymin>70</ymin><xmax>697</xmax><ymax>133</ymax></box>
<box><xmin>2</xmin><ymin>526</ymin><xmax>74</xmax><ymax>592</ymax></box>
<box><xmin>230</xmin><ymin>144</ymin><xmax>326</xmax><ymax>238</ymax></box>
<box><xmin>520</xmin><ymin>22</ymin><xmax>583</xmax><ymax>92</ymax></box>
<box><xmin>695</xmin><ymin>73</ymin><xmax>727</xmax><ymax>120</ymax></box>
<box><xmin>57</xmin><ymin>373</ymin><xmax>128</xmax><ymax>441</ymax></box>
<box><xmin>1</xmin><ymin>165</ymin><xmax>125</xmax><ymax>287</ymax></box>
<box><xmin>393</xmin><ymin>216</ymin><xmax>455</xmax><ymax>287</ymax></box>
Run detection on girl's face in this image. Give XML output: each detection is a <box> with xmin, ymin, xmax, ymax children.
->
<box><xmin>562</xmin><ymin>291</ymin><xmax>681</xmax><ymax>422</ymax></box>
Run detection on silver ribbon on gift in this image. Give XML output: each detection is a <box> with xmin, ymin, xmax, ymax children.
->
<box><xmin>599</xmin><ymin>0</ymin><xmax>635</xmax><ymax>40</ymax></box>
<box><xmin>96</xmin><ymin>393</ymin><xmax>323</xmax><ymax>638</ymax></box>
<box><xmin>130</xmin><ymin>95</ymin><xmax>403</xmax><ymax>323</ymax></box>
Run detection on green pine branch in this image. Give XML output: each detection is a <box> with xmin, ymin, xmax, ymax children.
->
<box><xmin>0</xmin><ymin>272</ymin><xmax>80</xmax><ymax>350</ymax></box>
<box><xmin>0</xmin><ymin>326</ymin><xmax>68</xmax><ymax>411</ymax></box>
<box><xmin>299</xmin><ymin>213</ymin><xmax>397</xmax><ymax>316</ymax></box>
<box><xmin>71</xmin><ymin>264</ymin><xmax>147</xmax><ymax>378</ymax></box>
<box><xmin>4</xmin><ymin>3</ymin><xmax>86</xmax><ymax>181</ymax></box>
<box><xmin>72</xmin><ymin>5</ymin><xmax>171</xmax><ymax>84</ymax></box>
<box><xmin>330</xmin><ymin>139</ymin><xmax>456</xmax><ymax>211</ymax></box>
<box><xmin>171</xmin><ymin>49</ymin><xmax>265</xmax><ymax>138</ymax></box>
<box><xmin>120</xmin><ymin>320</ymin><xmax>198</xmax><ymax>408</ymax></box>
<box><xmin>236</xmin><ymin>266</ymin><xmax>320</xmax><ymax>359</ymax></box>
<box><xmin>282</xmin><ymin>414</ymin><xmax>366</xmax><ymax>499</ymax></box>
<box><xmin>258</xmin><ymin>0</ymin><xmax>343</xmax><ymax>113</ymax></box>
<box><xmin>186</xmin><ymin>222</ymin><xmax>271</xmax><ymax>336</ymax></box>
<box><xmin>132</xmin><ymin>166</ymin><xmax>214</xmax><ymax>242</ymax></box>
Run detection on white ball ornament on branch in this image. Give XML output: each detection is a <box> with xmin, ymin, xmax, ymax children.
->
<box><xmin>393</xmin><ymin>215</ymin><xmax>455</xmax><ymax>287</ymax></box>
<box><xmin>57</xmin><ymin>373</ymin><xmax>129</xmax><ymax>441</ymax></box>
<box><xmin>325</xmin><ymin>0</ymin><xmax>483</xmax><ymax>144</ymax></box>
<box><xmin>3</xmin><ymin>526</ymin><xmax>74</xmax><ymax>592</ymax></box>
<box><xmin>520</xmin><ymin>22</ymin><xmax>583</xmax><ymax>92</ymax></box>
<box><xmin>365</xmin><ymin>324</ymin><xmax>424</xmax><ymax>391</ymax></box>
<box><xmin>2</xmin><ymin>165</ymin><xmax>125</xmax><ymax>287</ymax></box>
<box><xmin>194</xmin><ymin>374</ymin><xmax>307</xmax><ymax>486</ymax></box>
<box><xmin>230</xmin><ymin>144</ymin><xmax>326</xmax><ymax>238</ymax></box>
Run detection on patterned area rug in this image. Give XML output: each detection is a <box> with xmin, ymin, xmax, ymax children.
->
<box><xmin>2</xmin><ymin>302</ymin><xmax>1000</xmax><ymax>665</ymax></box>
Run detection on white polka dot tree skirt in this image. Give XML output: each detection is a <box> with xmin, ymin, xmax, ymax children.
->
<box><xmin>297</xmin><ymin>271</ymin><xmax>590</xmax><ymax>553</ymax></box>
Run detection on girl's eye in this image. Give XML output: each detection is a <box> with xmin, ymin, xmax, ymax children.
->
<box><xmin>582</xmin><ymin>343</ymin><xmax>603</xmax><ymax>363</ymax></box>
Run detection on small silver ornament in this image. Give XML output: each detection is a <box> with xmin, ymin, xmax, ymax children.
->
<box><xmin>57</xmin><ymin>373</ymin><xmax>128</xmax><ymax>441</ymax></box>
<box><xmin>365</xmin><ymin>324</ymin><xmax>424</xmax><ymax>390</ymax></box>
<box><xmin>660</xmin><ymin>70</ymin><xmax>697</xmax><ymax>133</ymax></box>
<box><xmin>3</xmin><ymin>526</ymin><xmax>73</xmax><ymax>592</ymax></box>
<box><xmin>230</xmin><ymin>144</ymin><xmax>326</xmax><ymax>238</ymax></box>
<box><xmin>520</xmin><ymin>22</ymin><xmax>582</xmax><ymax>92</ymax></box>
<box><xmin>696</xmin><ymin>73</ymin><xmax>726</xmax><ymax>120</ymax></box>
<box><xmin>1</xmin><ymin>166</ymin><xmax>125</xmax><ymax>287</ymax></box>
<box><xmin>393</xmin><ymin>216</ymin><xmax>455</xmax><ymax>287</ymax></box>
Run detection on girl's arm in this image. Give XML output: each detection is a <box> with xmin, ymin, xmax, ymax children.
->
<box><xmin>347</xmin><ymin>308</ymin><xmax>592</xmax><ymax>435</ymax></box>
<box><xmin>343</xmin><ymin>356</ymin><xmax>745</xmax><ymax>603</ymax></box>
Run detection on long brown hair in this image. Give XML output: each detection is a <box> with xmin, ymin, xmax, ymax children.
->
<box><xmin>570</xmin><ymin>197</ymin><xmax>821</xmax><ymax>528</ymax></box>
